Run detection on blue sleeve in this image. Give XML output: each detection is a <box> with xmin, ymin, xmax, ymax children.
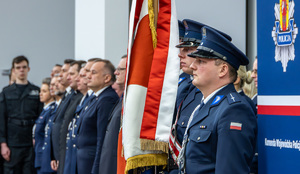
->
<box><xmin>215</xmin><ymin>103</ymin><xmax>257</xmax><ymax>174</ymax></box>
<box><xmin>91</xmin><ymin>95</ymin><xmax>118</xmax><ymax>174</ymax></box>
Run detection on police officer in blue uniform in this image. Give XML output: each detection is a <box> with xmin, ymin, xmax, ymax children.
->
<box><xmin>41</xmin><ymin>76</ymin><xmax>61</xmax><ymax>174</ymax></box>
<box><xmin>34</xmin><ymin>78</ymin><xmax>56</xmax><ymax>174</ymax></box>
<box><xmin>76</xmin><ymin>59</ymin><xmax>119</xmax><ymax>174</ymax></box>
<box><xmin>175</xmin><ymin>20</ymin><xmax>191</xmax><ymax>109</ymax></box>
<box><xmin>169</xmin><ymin>19</ymin><xmax>232</xmax><ymax>173</ymax></box>
<box><xmin>176</xmin><ymin>27</ymin><xmax>257</xmax><ymax>174</ymax></box>
<box><xmin>63</xmin><ymin>60</ymin><xmax>96</xmax><ymax>174</ymax></box>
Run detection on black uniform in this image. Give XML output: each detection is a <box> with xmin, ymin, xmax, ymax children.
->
<box><xmin>0</xmin><ymin>82</ymin><xmax>43</xmax><ymax>174</ymax></box>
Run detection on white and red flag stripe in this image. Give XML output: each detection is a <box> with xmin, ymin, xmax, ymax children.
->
<box><xmin>122</xmin><ymin>0</ymin><xmax>179</xmax><ymax>171</ymax></box>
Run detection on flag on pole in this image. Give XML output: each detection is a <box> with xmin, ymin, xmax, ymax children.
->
<box><xmin>122</xmin><ymin>0</ymin><xmax>179</xmax><ymax>172</ymax></box>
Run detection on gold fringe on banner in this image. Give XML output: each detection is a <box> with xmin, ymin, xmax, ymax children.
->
<box><xmin>140</xmin><ymin>139</ymin><xmax>169</xmax><ymax>153</ymax></box>
<box><xmin>125</xmin><ymin>153</ymin><xmax>168</xmax><ymax>174</ymax></box>
<box><xmin>148</xmin><ymin>0</ymin><xmax>157</xmax><ymax>48</ymax></box>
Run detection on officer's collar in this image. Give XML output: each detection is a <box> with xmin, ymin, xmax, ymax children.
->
<box><xmin>203</xmin><ymin>85</ymin><xmax>228</xmax><ymax>104</ymax></box>
<box><xmin>44</xmin><ymin>101</ymin><xmax>56</xmax><ymax>110</ymax></box>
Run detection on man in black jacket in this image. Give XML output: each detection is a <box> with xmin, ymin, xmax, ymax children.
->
<box><xmin>0</xmin><ymin>55</ymin><xmax>43</xmax><ymax>174</ymax></box>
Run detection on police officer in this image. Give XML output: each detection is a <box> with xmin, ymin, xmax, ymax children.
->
<box><xmin>63</xmin><ymin>59</ymin><xmax>95</xmax><ymax>174</ymax></box>
<box><xmin>234</xmin><ymin>66</ymin><xmax>257</xmax><ymax>113</ymax></box>
<box><xmin>57</xmin><ymin>61</ymin><xmax>85</xmax><ymax>174</ymax></box>
<box><xmin>169</xmin><ymin>19</ymin><xmax>232</xmax><ymax>173</ymax></box>
<box><xmin>177</xmin><ymin>27</ymin><xmax>257</xmax><ymax>173</ymax></box>
<box><xmin>0</xmin><ymin>55</ymin><xmax>43</xmax><ymax>174</ymax></box>
<box><xmin>175</xmin><ymin>20</ymin><xmax>190</xmax><ymax>109</ymax></box>
<box><xmin>34</xmin><ymin>78</ymin><xmax>56</xmax><ymax>174</ymax></box>
<box><xmin>40</xmin><ymin>75</ymin><xmax>61</xmax><ymax>174</ymax></box>
<box><xmin>50</xmin><ymin>59</ymin><xmax>75</xmax><ymax>172</ymax></box>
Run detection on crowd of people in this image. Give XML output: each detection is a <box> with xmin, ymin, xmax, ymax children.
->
<box><xmin>0</xmin><ymin>18</ymin><xmax>259</xmax><ymax>174</ymax></box>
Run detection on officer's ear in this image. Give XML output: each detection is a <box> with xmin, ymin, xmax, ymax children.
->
<box><xmin>218</xmin><ymin>62</ymin><xmax>228</xmax><ymax>78</ymax></box>
<box><xmin>28</xmin><ymin>67</ymin><xmax>30</xmax><ymax>72</ymax></box>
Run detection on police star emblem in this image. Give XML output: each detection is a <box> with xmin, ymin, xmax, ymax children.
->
<box><xmin>272</xmin><ymin>0</ymin><xmax>298</xmax><ymax>72</ymax></box>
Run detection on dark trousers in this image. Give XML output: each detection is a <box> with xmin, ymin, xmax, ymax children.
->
<box><xmin>0</xmin><ymin>155</ymin><xmax>3</xmax><ymax>174</ymax></box>
<box><xmin>3</xmin><ymin>146</ymin><xmax>34</xmax><ymax>174</ymax></box>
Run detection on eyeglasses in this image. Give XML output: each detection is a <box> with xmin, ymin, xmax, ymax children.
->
<box><xmin>116</xmin><ymin>67</ymin><xmax>126</xmax><ymax>72</ymax></box>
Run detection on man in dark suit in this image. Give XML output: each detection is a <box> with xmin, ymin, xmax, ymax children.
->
<box><xmin>177</xmin><ymin>27</ymin><xmax>257</xmax><ymax>174</ymax></box>
<box><xmin>76</xmin><ymin>59</ymin><xmax>119</xmax><ymax>174</ymax></box>
<box><xmin>98</xmin><ymin>55</ymin><xmax>126</xmax><ymax>174</ymax></box>
<box><xmin>0</xmin><ymin>56</ymin><xmax>43</xmax><ymax>173</ymax></box>
<box><xmin>50</xmin><ymin>59</ymin><xmax>75</xmax><ymax>172</ymax></box>
<box><xmin>56</xmin><ymin>61</ymin><xmax>86</xmax><ymax>174</ymax></box>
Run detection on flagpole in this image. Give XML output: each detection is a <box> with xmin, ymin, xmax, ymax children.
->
<box><xmin>153</xmin><ymin>0</ymin><xmax>158</xmax><ymax>29</ymax></box>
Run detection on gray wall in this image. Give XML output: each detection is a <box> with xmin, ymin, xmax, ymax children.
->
<box><xmin>105</xmin><ymin>0</ymin><xmax>129</xmax><ymax>66</ymax></box>
<box><xmin>175</xmin><ymin>0</ymin><xmax>246</xmax><ymax>53</ymax></box>
<box><xmin>0</xmin><ymin>0</ymin><xmax>75</xmax><ymax>90</ymax></box>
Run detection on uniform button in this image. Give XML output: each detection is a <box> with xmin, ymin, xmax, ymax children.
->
<box><xmin>75</xmin><ymin>125</ymin><xmax>77</xmax><ymax>127</ymax></box>
<box><xmin>42</xmin><ymin>147</ymin><xmax>45</xmax><ymax>150</ymax></box>
<box><xmin>44</xmin><ymin>142</ymin><xmax>47</xmax><ymax>145</ymax></box>
<box><xmin>73</xmin><ymin>144</ymin><xmax>76</xmax><ymax>148</ymax></box>
<box><xmin>66</xmin><ymin>147</ymin><xmax>68</xmax><ymax>150</ymax></box>
<box><xmin>72</xmin><ymin>135</ymin><xmax>75</xmax><ymax>138</ymax></box>
<box><xmin>188</xmin><ymin>138</ymin><xmax>190</xmax><ymax>141</ymax></box>
<box><xmin>182</xmin><ymin>122</ymin><xmax>184</xmax><ymax>125</ymax></box>
<box><xmin>77</xmin><ymin>115</ymin><xmax>80</xmax><ymax>118</ymax></box>
<box><xmin>197</xmin><ymin>137</ymin><xmax>201</xmax><ymax>141</ymax></box>
<box><xmin>45</xmin><ymin>135</ymin><xmax>48</xmax><ymax>137</ymax></box>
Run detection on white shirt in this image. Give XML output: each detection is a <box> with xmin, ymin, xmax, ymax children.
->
<box><xmin>43</xmin><ymin>101</ymin><xmax>55</xmax><ymax>110</ymax></box>
<box><xmin>94</xmin><ymin>86</ymin><xmax>109</xmax><ymax>97</ymax></box>
<box><xmin>203</xmin><ymin>85</ymin><xmax>228</xmax><ymax>104</ymax></box>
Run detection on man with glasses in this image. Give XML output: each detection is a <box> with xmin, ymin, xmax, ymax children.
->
<box><xmin>98</xmin><ymin>55</ymin><xmax>127</xmax><ymax>174</ymax></box>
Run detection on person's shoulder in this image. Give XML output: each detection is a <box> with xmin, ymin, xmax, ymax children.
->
<box><xmin>1</xmin><ymin>83</ymin><xmax>16</xmax><ymax>93</ymax></box>
<box><xmin>28</xmin><ymin>82</ymin><xmax>40</xmax><ymax>90</ymax></box>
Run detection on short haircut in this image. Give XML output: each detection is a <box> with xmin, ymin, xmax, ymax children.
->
<box><xmin>55</xmin><ymin>64</ymin><xmax>62</xmax><ymax>67</ymax></box>
<box><xmin>215</xmin><ymin>59</ymin><xmax>237</xmax><ymax>83</ymax></box>
<box><xmin>42</xmin><ymin>77</ymin><xmax>51</xmax><ymax>87</ymax></box>
<box><xmin>94</xmin><ymin>59</ymin><xmax>116</xmax><ymax>82</ymax></box>
<box><xmin>12</xmin><ymin>55</ymin><xmax>29</xmax><ymax>68</ymax></box>
<box><xmin>70</xmin><ymin>60</ymin><xmax>87</xmax><ymax>72</ymax></box>
<box><xmin>64</xmin><ymin>59</ymin><xmax>75</xmax><ymax>64</ymax></box>
<box><xmin>121</xmin><ymin>54</ymin><xmax>127</xmax><ymax>59</ymax></box>
<box><xmin>88</xmin><ymin>58</ymin><xmax>102</xmax><ymax>62</ymax></box>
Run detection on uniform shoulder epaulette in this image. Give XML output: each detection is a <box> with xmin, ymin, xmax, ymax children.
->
<box><xmin>227</xmin><ymin>92</ymin><xmax>241</xmax><ymax>105</ymax></box>
<box><xmin>178</xmin><ymin>77</ymin><xmax>186</xmax><ymax>85</ymax></box>
<box><xmin>211</xmin><ymin>95</ymin><xmax>225</xmax><ymax>106</ymax></box>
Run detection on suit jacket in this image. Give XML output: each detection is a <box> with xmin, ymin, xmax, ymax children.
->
<box><xmin>98</xmin><ymin>96</ymin><xmax>122</xmax><ymax>174</ymax></box>
<box><xmin>58</xmin><ymin>91</ymin><xmax>83</xmax><ymax>174</ymax></box>
<box><xmin>76</xmin><ymin>86</ymin><xmax>118</xmax><ymax>174</ymax></box>
<box><xmin>51</xmin><ymin>90</ymin><xmax>75</xmax><ymax>161</ymax></box>
<box><xmin>184</xmin><ymin>84</ymin><xmax>257</xmax><ymax>174</ymax></box>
